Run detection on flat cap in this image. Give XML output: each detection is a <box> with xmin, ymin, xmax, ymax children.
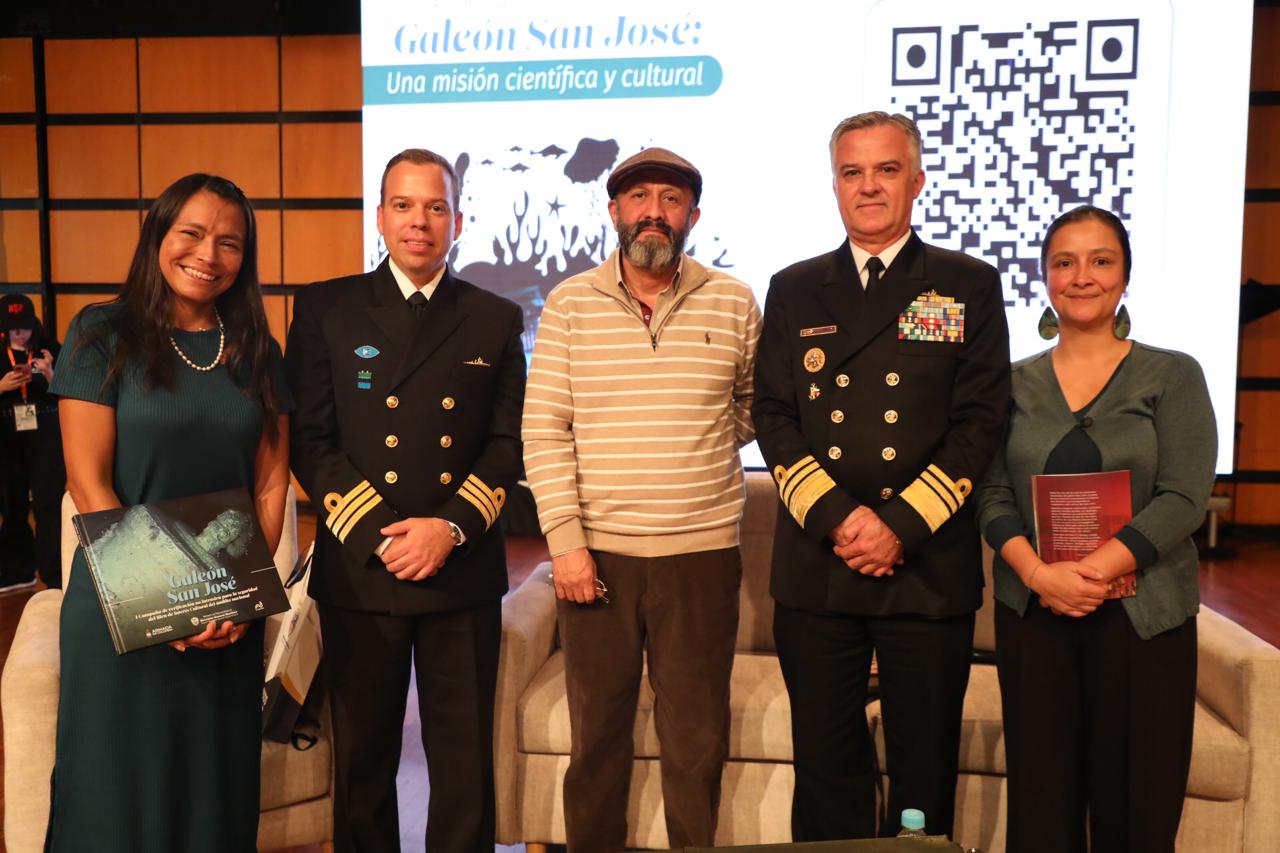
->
<box><xmin>606</xmin><ymin>147</ymin><xmax>702</xmax><ymax>203</ymax></box>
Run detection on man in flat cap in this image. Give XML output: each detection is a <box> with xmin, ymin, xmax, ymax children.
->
<box><xmin>523</xmin><ymin>147</ymin><xmax>761</xmax><ymax>851</ymax></box>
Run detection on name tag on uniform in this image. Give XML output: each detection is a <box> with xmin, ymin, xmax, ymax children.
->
<box><xmin>14</xmin><ymin>404</ymin><xmax>37</xmax><ymax>431</ymax></box>
<box><xmin>899</xmin><ymin>291</ymin><xmax>964</xmax><ymax>343</ymax></box>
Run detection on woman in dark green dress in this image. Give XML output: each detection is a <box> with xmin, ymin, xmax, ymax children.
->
<box><xmin>48</xmin><ymin>174</ymin><xmax>292</xmax><ymax>852</ymax></box>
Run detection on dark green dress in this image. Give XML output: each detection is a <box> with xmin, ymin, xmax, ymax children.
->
<box><xmin>47</xmin><ymin>304</ymin><xmax>292</xmax><ymax>853</ymax></box>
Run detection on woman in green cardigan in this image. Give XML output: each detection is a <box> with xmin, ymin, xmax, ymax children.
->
<box><xmin>977</xmin><ymin>206</ymin><xmax>1217</xmax><ymax>853</ymax></box>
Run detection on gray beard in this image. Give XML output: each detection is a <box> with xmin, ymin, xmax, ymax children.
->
<box><xmin>618</xmin><ymin>220</ymin><xmax>688</xmax><ymax>270</ymax></box>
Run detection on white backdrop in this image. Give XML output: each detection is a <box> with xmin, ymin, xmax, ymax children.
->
<box><xmin>360</xmin><ymin>0</ymin><xmax>1252</xmax><ymax>472</ymax></box>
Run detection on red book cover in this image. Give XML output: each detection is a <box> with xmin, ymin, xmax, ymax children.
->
<box><xmin>1031</xmin><ymin>470</ymin><xmax>1136</xmax><ymax>599</ymax></box>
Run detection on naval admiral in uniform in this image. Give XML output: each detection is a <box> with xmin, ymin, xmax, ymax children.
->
<box><xmin>286</xmin><ymin>148</ymin><xmax>526</xmax><ymax>851</ymax></box>
<box><xmin>753</xmin><ymin>112</ymin><xmax>1011</xmax><ymax>840</ymax></box>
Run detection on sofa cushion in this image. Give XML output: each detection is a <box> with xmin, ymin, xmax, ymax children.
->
<box><xmin>1187</xmin><ymin>700</ymin><xmax>1250</xmax><ymax>800</ymax></box>
<box><xmin>518</xmin><ymin>650</ymin><xmax>793</xmax><ymax>762</ymax></box>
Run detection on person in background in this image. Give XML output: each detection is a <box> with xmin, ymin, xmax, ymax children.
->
<box><xmin>0</xmin><ymin>293</ymin><xmax>65</xmax><ymax>591</ymax></box>
<box><xmin>48</xmin><ymin>173</ymin><xmax>292</xmax><ymax>852</ymax></box>
<box><xmin>977</xmin><ymin>205</ymin><xmax>1216</xmax><ymax>853</ymax></box>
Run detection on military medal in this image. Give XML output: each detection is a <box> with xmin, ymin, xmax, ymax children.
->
<box><xmin>899</xmin><ymin>291</ymin><xmax>965</xmax><ymax>343</ymax></box>
<box><xmin>809</xmin><ymin>383</ymin><xmax>821</xmax><ymax>401</ymax></box>
<box><xmin>803</xmin><ymin>347</ymin><xmax>825</xmax><ymax>373</ymax></box>
<box><xmin>354</xmin><ymin>345</ymin><xmax>380</xmax><ymax>358</ymax></box>
<box><xmin>356</xmin><ymin>370</ymin><xmax>372</xmax><ymax>390</ymax></box>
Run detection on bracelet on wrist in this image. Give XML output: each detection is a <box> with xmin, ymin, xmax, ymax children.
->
<box><xmin>1027</xmin><ymin>562</ymin><xmax>1045</xmax><ymax>592</ymax></box>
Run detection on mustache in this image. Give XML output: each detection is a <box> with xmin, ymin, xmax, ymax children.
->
<box><xmin>624</xmin><ymin>218</ymin><xmax>676</xmax><ymax>241</ymax></box>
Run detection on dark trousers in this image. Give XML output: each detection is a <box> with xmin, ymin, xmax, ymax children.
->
<box><xmin>558</xmin><ymin>547</ymin><xmax>742</xmax><ymax>853</ymax></box>
<box><xmin>996</xmin><ymin>599</ymin><xmax>1197</xmax><ymax>853</ymax></box>
<box><xmin>774</xmin><ymin>603</ymin><xmax>974</xmax><ymax>842</ymax></box>
<box><xmin>318</xmin><ymin>600</ymin><xmax>501</xmax><ymax>853</ymax></box>
<box><xmin>0</xmin><ymin>415</ymin><xmax>65</xmax><ymax>587</ymax></box>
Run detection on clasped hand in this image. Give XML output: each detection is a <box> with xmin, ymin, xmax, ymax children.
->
<box><xmin>0</xmin><ymin>369</ymin><xmax>30</xmax><ymax>393</ymax></box>
<box><xmin>1032</xmin><ymin>561</ymin><xmax>1108</xmax><ymax>617</ymax></box>
<box><xmin>380</xmin><ymin>517</ymin><xmax>454</xmax><ymax>581</ymax></box>
<box><xmin>831</xmin><ymin>506</ymin><xmax>903</xmax><ymax>577</ymax></box>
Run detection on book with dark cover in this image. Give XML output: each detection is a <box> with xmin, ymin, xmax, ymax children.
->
<box><xmin>1031</xmin><ymin>470</ymin><xmax>1136</xmax><ymax>599</ymax></box>
<box><xmin>72</xmin><ymin>488</ymin><xmax>289</xmax><ymax>654</ymax></box>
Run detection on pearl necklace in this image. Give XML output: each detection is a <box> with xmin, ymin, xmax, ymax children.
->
<box><xmin>170</xmin><ymin>308</ymin><xmax>225</xmax><ymax>372</ymax></box>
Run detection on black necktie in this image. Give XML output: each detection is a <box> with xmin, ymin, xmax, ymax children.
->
<box><xmin>865</xmin><ymin>256</ymin><xmax>885</xmax><ymax>291</ymax></box>
<box><xmin>409</xmin><ymin>290</ymin><xmax>428</xmax><ymax>319</ymax></box>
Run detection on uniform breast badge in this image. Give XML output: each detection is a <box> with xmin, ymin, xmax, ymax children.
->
<box><xmin>354</xmin><ymin>345</ymin><xmax>380</xmax><ymax>358</ymax></box>
<box><xmin>803</xmin><ymin>347</ymin><xmax>826</xmax><ymax>373</ymax></box>
<box><xmin>463</xmin><ymin>356</ymin><xmax>492</xmax><ymax>367</ymax></box>
<box><xmin>809</xmin><ymin>383</ymin><xmax>821</xmax><ymax>401</ymax></box>
<box><xmin>356</xmin><ymin>370</ymin><xmax>372</xmax><ymax>390</ymax></box>
<box><xmin>800</xmin><ymin>325</ymin><xmax>838</xmax><ymax>337</ymax></box>
<box><xmin>898</xmin><ymin>290</ymin><xmax>965</xmax><ymax>343</ymax></box>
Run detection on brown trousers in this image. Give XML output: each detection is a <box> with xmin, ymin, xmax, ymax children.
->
<box><xmin>558</xmin><ymin>547</ymin><xmax>742</xmax><ymax>853</ymax></box>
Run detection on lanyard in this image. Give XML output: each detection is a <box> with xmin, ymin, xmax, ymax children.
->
<box><xmin>6</xmin><ymin>346</ymin><xmax>28</xmax><ymax>403</ymax></box>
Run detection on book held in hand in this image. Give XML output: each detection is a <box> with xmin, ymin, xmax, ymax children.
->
<box><xmin>1031</xmin><ymin>470</ymin><xmax>1136</xmax><ymax>599</ymax></box>
<box><xmin>72</xmin><ymin>488</ymin><xmax>290</xmax><ymax>654</ymax></box>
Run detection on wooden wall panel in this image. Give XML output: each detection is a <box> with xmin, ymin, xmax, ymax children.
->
<box><xmin>1239</xmin><ymin>310</ymin><xmax>1280</xmax><ymax>377</ymax></box>
<box><xmin>264</xmin><ymin>294</ymin><xmax>288</xmax><ymax>350</ymax></box>
<box><xmin>47</xmin><ymin>125</ymin><xmax>140</xmax><ymax>199</ymax></box>
<box><xmin>282</xmin><ymin>123</ymin><xmax>361</xmax><ymax>198</ymax></box>
<box><xmin>45</xmin><ymin>39</ymin><xmax>138</xmax><ymax>114</ymax></box>
<box><xmin>256</xmin><ymin>209</ymin><xmax>282</xmax><ymax>285</ymax></box>
<box><xmin>1231</xmin><ymin>484</ymin><xmax>1280</xmax><ymax>526</ymax></box>
<box><xmin>1241</xmin><ymin>203</ymin><xmax>1280</xmax><ymax>285</ymax></box>
<box><xmin>1245</xmin><ymin>107</ymin><xmax>1280</xmax><ymax>189</ymax></box>
<box><xmin>0</xmin><ymin>211</ymin><xmax>42</xmax><ymax>282</ymax></box>
<box><xmin>50</xmin><ymin>211</ymin><xmax>139</xmax><ymax>283</ymax></box>
<box><xmin>1237</xmin><ymin>391</ymin><xmax>1280</xmax><ymax>469</ymax></box>
<box><xmin>0</xmin><ymin>38</ymin><xmax>35</xmax><ymax>112</ymax></box>
<box><xmin>281</xmin><ymin>35</ymin><xmax>361</xmax><ymax>111</ymax></box>
<box><xmin>283</xmin><ymin>210</ymin><xmax>362</xmax><ymax>283</ymax></box>
<box><xmin>55</xmin><ymin>293</ymin><xmax>115</xmax><ymax>342</ymax></box>
<box><xmin>140</xmin><ymin>124</ymin><xmax>279</xmax><ymax>199</ymax></box>
<box><xmin>0</xmin><ymin>125</ymin><xmax>39</xmax><ymax>197</ymax></box>
<box><xmin>138</xmin><ymin>37</ymin><xmax>278</xmax><ymax>113</ymax></box>
<box><xmin>1251</xmin><ymin>7</ymin><xmax>1280</xmax><ymax>91</ymax></box>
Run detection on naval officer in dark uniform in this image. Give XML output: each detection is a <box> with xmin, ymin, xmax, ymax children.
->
<box><xmin>753</xmin><ymin>112</ymin><xmax>1011</xmax><ymax>841</ymax></box>
<box><xmin>286</xmin><ymin>148</ymin><xmax>526</xmax><ymax>852</ymax></box>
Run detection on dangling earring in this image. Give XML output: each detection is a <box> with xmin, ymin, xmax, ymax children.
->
<box><xmin>1037</xmin><ymin>306</ymin><xmax>1059</xmax><ymax>340</ymax></box>
<box><xmin>1113</xmin><ymin>304</ymin><xmax>1131</xmax><ymax>340</ymax></box>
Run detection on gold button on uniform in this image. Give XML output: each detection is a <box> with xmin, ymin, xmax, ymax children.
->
<box><xmin>386</xmin><ymin>395</ymin><xmax>399</xmax><ymax>409</ymax></box>
<box><xmin>385</xmin><ymin>435</ymin><xmax>399</xmax><ymax>448</ymax></box>
<box><xmin>836</xmin><ymin>374</ymin><xmax>850</xmax><ymax>388</ymax></box>
<box><xmin>439</xmin><ymin>472</ymin><xmax>453</xmax><ymax>485</ymax></box>
<box><xmin>828</xmin><ymin>446</ymin><xmax>842</xmax><ymax>460</ymax></box>
<box><xmin>830</xmin><ymin>410</ymin><xmax>845</xmax><ymax>424</ymax></box>
<box><xmin>880</xmin><ymin>487</ymin><xmax>895</xmax><ymax>500</ymax></box>
<box><xmin>384</xmin><ymin>471</ymin><xmax>398</xmax><ymax>484</ymax></box>
<box><xmin>881</xmin><ymin>447</ymin><xmax>897</xmax><ymax>461</ymax></box>
<box><xmin>884</xmin><ymin>409</ymin><xmax>899</xmax><ymax>424</ymax></box>
<box><xmin>885</xmin><ymin>372</ymin><xmax>900</xmax><ymax>387</ymax></box>
<box><xmin>441</xmin><ymin>396</ymin><xmax>455</xmax><ymax>410</ymax></box>
<box><xmin>440</xmin><ymin>435</ymin><xmax>453</xmax><ymax>448</ymax></box>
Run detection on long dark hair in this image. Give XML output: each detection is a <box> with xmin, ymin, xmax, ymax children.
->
<box><xmin>80</xmin><ymin>173</ymin><xmax>280</xmax><ymax>438</ymax></box>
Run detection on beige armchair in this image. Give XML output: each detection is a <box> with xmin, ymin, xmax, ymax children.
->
<box><xmin>495</xmin><ymin>470</ymin><xmax>1280</xmax><ymax>851</ymax></box>
<box><xmin>1</xmin><ymin>488</ymin><xmax>335</xmax><ymax>853</ymax></box>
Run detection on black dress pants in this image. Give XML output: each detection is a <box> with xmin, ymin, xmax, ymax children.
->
<box><xmin>774</xmin><ymin>603</ymin><xmax>974</xmax><ymax>842</ymax></box>
<box><xmin>319</xmin><ymin>600</ymin><xmax>501</xmax><ymax>853</ymax></box>
<box><xmin>995</xmin><ymin>599</ymin><xmax>1197</xmax><ymax>853</ymax></box>
<box><xmin>0</xmin><ymin>413</ymin><xmax>65</xmax><ymax>587</ymax></box>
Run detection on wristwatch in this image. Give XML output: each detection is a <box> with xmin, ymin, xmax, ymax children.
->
<box><xmin>446</xmin><ymin>521</ymin><xmax>464</xmax><ymax>547</ymax></box>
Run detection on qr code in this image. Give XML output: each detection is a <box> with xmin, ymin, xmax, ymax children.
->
<box><xmin>872</xmin><ymin>13</ymin><xmax>1168</xmax><ymax>307</ymax></box>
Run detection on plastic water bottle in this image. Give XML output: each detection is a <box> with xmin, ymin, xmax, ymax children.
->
<box><xmin>897</xmin><ymin>808</ymin><xmax>927</xmax><ymax>837</ymax></box>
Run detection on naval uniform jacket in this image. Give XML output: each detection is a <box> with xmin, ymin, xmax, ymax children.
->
<box><xmin>753</xmin><ymin>233</ymin><xmax>1010</xmax><ymax>617</ymax></box>
<box><xmin>286</xmin><ymin>260</ymin><xmax>526</xmax><ymax>614</ymax></box>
